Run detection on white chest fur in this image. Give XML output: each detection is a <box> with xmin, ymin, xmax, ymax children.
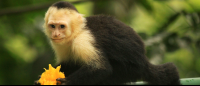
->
<box><xmin>51</xmin><ymin>30</ymin><xmax>100</xmax><ymax>65</ymax></box>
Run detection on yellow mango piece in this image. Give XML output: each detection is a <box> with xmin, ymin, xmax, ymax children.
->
<box><xmin>38</xmin><ymin>64</ymin><xmax>65</xmax><ymax>85</ymax></box>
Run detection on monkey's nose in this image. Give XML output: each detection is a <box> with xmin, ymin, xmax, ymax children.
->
<box><xmin>55</xmin><ymin>34</ymin><xmax>60</xmax><ymax>37</ymax></box>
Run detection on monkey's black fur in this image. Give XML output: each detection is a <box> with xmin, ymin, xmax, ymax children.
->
<box><xmin>35</xmin><ymin>1</ymin><xmax>181</xmax><ymax>85</ymax></box>
<box><xmin>52</xmin><ymin>1</ymin><xmax>78</xmax><ymax>12</ymax></box>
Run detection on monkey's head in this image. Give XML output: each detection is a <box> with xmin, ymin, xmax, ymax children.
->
<box><xmin>43</xmin><ymin>1</ymin><xmax>86</xmax><ymax>45</ymax></box>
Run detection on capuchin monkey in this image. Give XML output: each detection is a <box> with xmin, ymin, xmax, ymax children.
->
<box><xmin>34</xmin><ymin>1</ymin><xmax>181</xmax><ymax>85</ymax></box>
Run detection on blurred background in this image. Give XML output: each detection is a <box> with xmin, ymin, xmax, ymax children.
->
<box><xmin>0</xmin><ymin>0</ymin><xmax>200</xmax><ymax>85</ymax></box>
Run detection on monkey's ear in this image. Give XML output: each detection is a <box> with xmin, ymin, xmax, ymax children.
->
<box><xmin>78</xmin><ymin>14</ymin><xmax>84</xmax><ymax>18</ymax></box>
<box><xmin>43</xmin><ymin>24</ymin><xmax>46</xmax><ymax>29</ymax></box>
<box><xmin>77</xmin><ymin>14</ymin><xmax>85</xmax><ymax>23</ymax></box>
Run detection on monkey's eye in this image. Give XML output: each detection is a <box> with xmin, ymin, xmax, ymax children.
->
<box><xmin>60</xmin><ymin>25</ymin><xmax>65</xmax><ymax>29</ymax></box>
<box><xmin>50</xmin><ymin>25</ymin><xmax>55</xmax><ymax>28</ymax></box>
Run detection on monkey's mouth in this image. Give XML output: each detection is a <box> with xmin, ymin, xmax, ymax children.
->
<box><xmin>51</xmin><ymin>38</ymin><xmax>64</xmax><ymax>42</ymax></box>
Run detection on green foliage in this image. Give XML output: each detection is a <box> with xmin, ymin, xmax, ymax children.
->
<box><xmin>0</xmin><ymin>0</ymin><xmax>200</xmax><ymax>85</ymax></box>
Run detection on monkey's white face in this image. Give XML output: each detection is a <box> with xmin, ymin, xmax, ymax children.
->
<box><xmin>46</xmin><ymin>11</ymin><xmax>71</xmax><ymax>44</ymax></box>
<box><xmin>48</xmin><ymin>23</ymin><xmax>66</xmax><ymax>43</ymax></box>
<box><xmin>44</xmin><ymin>7</ymin><xmax>86</xmax><ymax>45</ymax></box>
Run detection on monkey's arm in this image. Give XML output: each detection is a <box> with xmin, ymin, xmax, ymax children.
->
<box><xmin>58</xmin><ymin>60</ymin><xmax>112</xmax><ymax>85</ymax></box>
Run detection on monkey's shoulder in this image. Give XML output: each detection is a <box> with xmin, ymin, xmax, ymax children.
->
<box><xmin>85</xmin><ymin>15</ymin><xmax>132</xmax><ymax>32</ymax></box>
<box><xmin>86</xmin><ymin>15</ymin><xmax>114</xmax><ymax>22</ymax></box>
<box><xmin>86</xmin><ymin>15</ymin><xmax>122</xmax><ymax>26</ymax></box>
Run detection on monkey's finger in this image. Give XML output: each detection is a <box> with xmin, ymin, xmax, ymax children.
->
<box><xmin>56</xmin><ymin>78</ymin><xmax>66</xmax><ymax>82</ymax></box>
<box><xmin>34</xmin><ymin>80</ymin><xmax>41</xmax><ymax>85</ymax></box>
<box><xmin>38</xmin><ymin>75</ymin><xmax>41</xmax><ymax>78</ymax></box>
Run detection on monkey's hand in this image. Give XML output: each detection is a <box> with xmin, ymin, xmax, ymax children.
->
<box><xmin>33</xmin><ymin>75</ymin><xmax>41</xmax><ymax>85</ymax></box>
<box><xmin>56</xmin><ymin>78</ymin><xmax>67</xmax><ymax>85</ymax></box>
<box><xmin>34</xmin><ymin>80</ymin><xmax>41</xmax><ymax>85</ymax></box>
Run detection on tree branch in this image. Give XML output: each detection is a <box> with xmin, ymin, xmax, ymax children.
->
<box><xmin>0</xmin><ymin>0</ymin><xmax>95</xmax><ymax>16</ymax></box>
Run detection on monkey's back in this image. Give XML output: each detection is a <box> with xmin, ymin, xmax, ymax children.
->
<box><xmin>86</xmin><ymin>15</ymin><xmax>151</xmax><ymax>84</ymax></box>
<box><xmin>86</xmin><ymin>15</ymin><xmax>148</xmax><ymax>66</ymax></box>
